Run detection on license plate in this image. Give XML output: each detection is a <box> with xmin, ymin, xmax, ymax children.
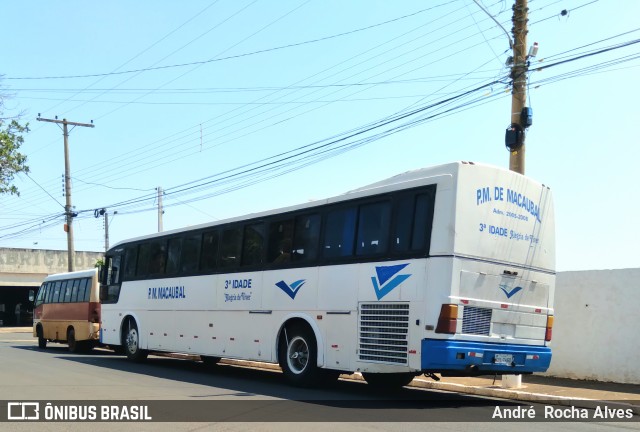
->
<box><xmin>494</xmin><ymin>353</ymin><xmax>513</xmax><ymax>365</ymax></box>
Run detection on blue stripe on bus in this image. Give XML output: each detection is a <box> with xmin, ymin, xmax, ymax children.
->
<box><xmin>421</xmin><ymin>339</ymin><xmax>551</xmax><ymax>373</ymax></box>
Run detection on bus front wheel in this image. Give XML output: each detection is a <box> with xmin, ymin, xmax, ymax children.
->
<box><xmin>123</xmin><ymin>318</ymin><xmax>148</xmax><ymax>362</ymax></box>
<box><xmin>278</xmin><ymin>323</ymin><xmax>320</xmax><ymax>387</ymax></box>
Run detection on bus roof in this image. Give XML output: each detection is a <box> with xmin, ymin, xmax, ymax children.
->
<box><xmin>107</xmin><ymin>161</ymin><xmax>534</xmax><ymax>251</ymax></box>
<box><xmin>44</xmin><ymin>268</ymin><xmax>98</xmax><ymax>281</ymax></box>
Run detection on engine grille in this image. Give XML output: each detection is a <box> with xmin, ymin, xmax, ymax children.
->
<box><xmin>462</xmin><ymin>306</ymin><xmax>492</xmax><ymax>336</ymax></box>
<box><xmin>358</xmin><ymin>303</ymin><xmax>409</xmax><ymax>365</ymax></box>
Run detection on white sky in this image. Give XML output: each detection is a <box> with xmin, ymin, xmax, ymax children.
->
<box><xmin>1</xmin><ymin>0</ymin><xmax>639</xmax><ymax>271</ymax></box>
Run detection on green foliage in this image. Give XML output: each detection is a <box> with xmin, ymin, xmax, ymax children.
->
<box><xmin>0</xmin><ymin>118</ymin><xmax>29</xmax><ymax>196</ymax></box>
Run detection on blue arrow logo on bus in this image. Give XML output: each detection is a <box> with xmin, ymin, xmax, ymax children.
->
<box><xmin>499</xmin><ymin>284</ymin><xmax>523</xmax><ymax>299</ymax></box>
<box><xmin>276</xmin><ymin>279</ymin><xmax>306</xmax><ymax>300</ymax></box>
<box><xmin>371</xmin><ymin>264</ymin><xmax>411</xmax><ymax>300</ymax></box>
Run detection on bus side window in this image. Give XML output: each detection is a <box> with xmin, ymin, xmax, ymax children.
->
<box><xmin>392</xmin><ymin>191</ymin><xmax>434</xmax><ymax>254</ymax></box>
<box><xmin>323</xmin><ymin>207</ymin><xmax>356</xmax><ymax>259</ymax></box>
<box><xmin>292</xmin><ymin>214</ymin><xmax>320</xmax><ymax>263</ymax></box>
<box><xmin>392</xmin><ymin>195</ymin><xmax>414</xmax><ymax>253</ymax></box>
<box><xmin>200</xmin><ymin>231</ymin><xmax>219</xmax><ymax>272</ymax></box>
<box><xmin>242</xmin><ymin>223</ymin><xmax>265</xmax><ymax>266</ymax></box>
<box><xmin>268</xmin><ymin>219</ymin><xmax>294</xmax><ymax>264</ymax></box>
<box><xmin>411</xmin><ymin>193</ymin><xmax>432</xmax><ymax>251</ymax></box>
<box><xmin>220</xmin><ymin>227</ymin><xmax>242</xmax><ymax>268</ymax></box>
<box><xmin>123</xmin><ymin>247</ymin><xmax>138</xmax><ymax>281</ymax></box>
<box><xmin>356</xmin><ymin>201</ymin><xmax>391</xmax><ymax>256</ymax></box>
<box><xmin>166</xmin><ymin>237</ymin><xmax>182</xmax><ymax>276</ymax></box>
<box><xmin>181</xmin><ymin>234</ymin><xmax>201</xmax><ymax>274</ymax></box>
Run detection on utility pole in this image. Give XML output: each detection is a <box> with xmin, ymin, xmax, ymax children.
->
<box><xmin>95</xmin><ymin>208</ymin><xmax>116</xmax><ymax>253</ymax></box>
<box><xmin>508</xmin><ymin>0</ymin><xmax>529</xmax><ymax>174</ymax></box>
<box><xmin>157</xmin><ymin>186</ymin><xmax>164</xmax><ymax>232</ymax></box>
<box><xmin>104</xmin><ymin>212</ymin><xmax>110</xmax><ymax>252</ymax></box>
<box><xmin>37</xmin><ymin>116</ymin><xmax>94</xmax><ymax>272</ymax></box>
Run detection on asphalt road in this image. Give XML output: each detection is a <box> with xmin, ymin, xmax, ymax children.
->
<box><xmin>0</xmin><ymin>331</ymin><xmax>637</xmax><ymax>432</ymax></box>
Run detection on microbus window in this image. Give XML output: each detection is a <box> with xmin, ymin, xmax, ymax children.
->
<box><xmin>62</xmin><ymin>280</ymin><xmax>73</xmax><ymax>303</ymax></box>
<box><xmin>356</xmin><ymin>201</ymin><xmax>391</xmax><ymax>256</ymax></box>
<box><xmin>70</xmin><ymin>279</ymin><xmax>80</xmax><ymax>302</ymax></box>
<box><xmin>323</xmin><ymin>207</ymin><xmax>357</xmax><ymax>259</ymax></box>
<box><xmin>51</xmin><ymin>281</ymin><xmax>62</xmax><ymax>303</ymax></box>
<box><xmin>35</xmin><ymin>283</ymin><xmax>46</xmax><ymax>306</ymax></box>
<box><xmin>45</xmin><ymin>282</ymin><xmax>56</xmax><ymax>304</ymax></box>
<box><xmin>292</xmin><ymin>213</ymin><xmax>320</xmax><ymax>263</ymax></box>
<box><xmin>76</xmin><ymin>279</ymin><xmax>87</xmax><ymax>303</ymax></box>
<box><xmin>82</xmin><ymin>278</ymin><xmax>91</xmax><ymax>302</ymax></box>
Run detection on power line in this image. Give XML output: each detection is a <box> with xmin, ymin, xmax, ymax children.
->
<box><xmin>4</xmin><ymin>2</ymin><xmax>459</xmax><ymax>81</ymax></box>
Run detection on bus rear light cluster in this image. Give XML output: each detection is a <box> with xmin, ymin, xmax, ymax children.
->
<box><xmin>435</xmin><ymin>304</ymin><xmax>459</xmax><ymax>334</ymax></box>
<box><xmin>545</xmin><ymin>315</ymin><xmax>554</xmax><ymax>341</ymax></box>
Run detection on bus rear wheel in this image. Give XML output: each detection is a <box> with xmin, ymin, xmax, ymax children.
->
<box><xmin>123</xmin><ymin>318</ymin><xmax>148</xmax><ymax>362</ymax></box>
<box><xmin>278</xmin><ymin>323</ymin><xmax>320</xmax><ymax>387</ymax></box>
<box><xmin>362</xmin><ymin>372</ymin><xmax>417</xmax><ymax>389</ymax></box>
<box><xmin>67</xmin><ymin>327</ymin><xmax>79</xmax><ymax>353</ymax></box>
<box><xmin>37</xmin><ymin>326</ymin><xmax>47</xmax><ymax>349</ymax></box>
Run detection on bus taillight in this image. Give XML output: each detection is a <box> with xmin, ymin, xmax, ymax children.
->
<box><xmin>545</xmin><ymin>315</ymin><xmax>554</xmax><ymax>341</ymax></box>
<box><xmin>435</xmin><ymin>304</ymin><xmax>459</xmax><ymax>334</ymax></box>
<box><xmin>91</xmin><ymin>308</ymin><xmax>100</xmax><ymax>324</ymax></box>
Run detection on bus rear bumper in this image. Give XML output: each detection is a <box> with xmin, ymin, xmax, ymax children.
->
<box><xmin>421</xmin><ymin>339</ymin><xmax>551</xmax><ymax>374</ymax></box>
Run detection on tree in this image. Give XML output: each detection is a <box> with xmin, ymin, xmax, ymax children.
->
<box><xmin>0</xmin><ymin>116</ymin><xmax>30</xmax><ymax>196</ymax></box>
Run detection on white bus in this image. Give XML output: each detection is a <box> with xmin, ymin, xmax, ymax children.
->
<box><xmin>99</xmin><ymin>162</ymin><xmax>555</xmax><ymax>388</ymax></box>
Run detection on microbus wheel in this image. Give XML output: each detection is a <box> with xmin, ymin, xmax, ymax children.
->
<box><xmin>37</xmin><ymin>326</ymin><xmax>47</xmax><ymax>349</ymax></box>
<box><xmin>123</xmin><ymin>318</ymin><xmax>148</xmax><ymax>362</ymax></box>
<box><xmin>278</xmin><ymin>324</ymin><xmax>320</xmax><ymax>387</ymax></box>
<box><xmin>67</xmin><ymin>327</ymin><xmax>78</xmax><ymax>353</ymax></box>
<box><xmin>362</xmin><ymin>372</ymin><xmax>417</xmax><ymax>390</ymax></box>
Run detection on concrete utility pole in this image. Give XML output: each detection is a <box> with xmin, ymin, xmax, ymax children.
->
<box><xmin>104</xmin><ymin>212</ymin><xmax>110</xmax><ymax>252</ymax></box>
<box><xmin>157</xmin><ymin>186</ymin><xmax>164</xmax><ymax>232</ymax></box>
<box><xmin>508</xmin><ymin>0</ymin><xmax>529</xmax><ymax>174</ymax></box>
<box><xmin>37</xmin><ymin>116</ymin><xmax>94</xmax><ymax>272</ymax></box>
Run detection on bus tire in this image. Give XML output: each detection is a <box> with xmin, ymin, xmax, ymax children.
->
<box><xmin>278</xmin><ymin>323</ymin><xmax>320</xmax><ymax>387</ymax></box>
<box><xmin>201</xmin><ymin>355</ymin><xmax>221</xmax><ymax>366</ymax></box>
<box><xmin>123</xmin><ymin>318</ymin><xmax>148</xmax><ymax>362</ymax></box>
<box><xmin>362</xmin><ymin>372</ymin><xmax>416</xmax><ymax>389</ymax></box>
<box><xmin>36</xmin><ymin>325</ymin><xmax>47</xmax><ymax>349</ymax></box>
<box><xmin>67</xmin><ymin>327</ymin><xmax>79</xmax><ymax>353</ymax></box>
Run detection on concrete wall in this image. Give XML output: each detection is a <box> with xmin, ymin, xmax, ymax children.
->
<box><xmin>545</xmin><ymin>268</ymin><xmax>640</xmax><ymax>384</ymax></box>
<box><xmin>0</xmin><ymin>248</ymin><xmax>104</xmax><ymax>286</ymax></box>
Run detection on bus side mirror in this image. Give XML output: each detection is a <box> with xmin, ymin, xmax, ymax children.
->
<box><xmin>28</xmin><ymin>290</ymin><xmax>35</xmax><ymax>302</ymax></box>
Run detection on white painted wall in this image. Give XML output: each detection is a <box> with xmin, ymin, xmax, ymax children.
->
<box><xmin>543</xmin><ymin>268</ymin><xmax>640</xmax><ymax>384</ymax></box>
